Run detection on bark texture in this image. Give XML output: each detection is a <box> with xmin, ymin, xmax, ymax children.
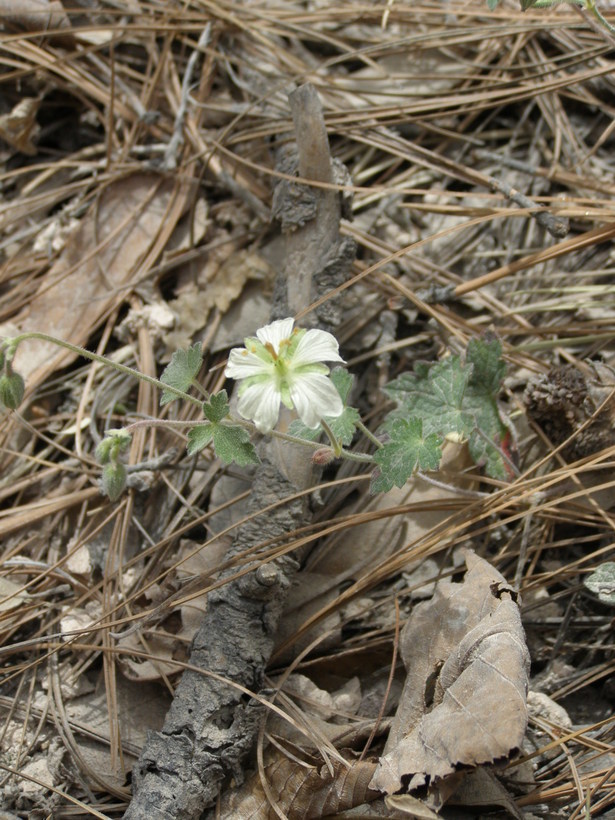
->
<box><xmin>126</xmin><ymin>463</ymin><xmax>308</xmax><ymax>818</ymax></box>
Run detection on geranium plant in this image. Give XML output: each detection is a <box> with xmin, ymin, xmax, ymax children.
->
<box><xmin>0</xmin><ymin>319</ymin><xmax>515</xmax><ymax>499</ymax></box>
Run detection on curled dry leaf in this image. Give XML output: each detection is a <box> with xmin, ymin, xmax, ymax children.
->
<box><xmin>371</xmin><ymin>550</ymin><xmax>530</xmax><ymax>796</ymax></box>
<box><xmin>219</xmin><ymin>747</ymin><xmax>380</xmax><ymax>819</ymax></box>
<box><xmin>0</xmin><ymin>97</ymin><xmax>41</xmax><ymax>155</ymax></box>
<box><xmin>64</xmin><ymin>675</ymin><xmax>170</xmax><ymax>791</ymax></box>
<box><xmin>163</xmin><ymin>249</ymin><xmax>272</xmax><ymax>353</ymax></box>
<box><xmin>0</xmin><ymin>575</ymin><xmax>30</xmax><ymax>614</ymax></box>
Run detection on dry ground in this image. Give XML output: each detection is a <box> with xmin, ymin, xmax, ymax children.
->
<box><xmin>2</xmin><ymin>0</ymin><xmax>615</xmax><ymax>817</ymax></box>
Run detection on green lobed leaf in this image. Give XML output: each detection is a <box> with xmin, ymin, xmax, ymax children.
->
<box><xmin>467</xmin><ymin>337</ymin><xmax>506</xmax><ymax>396</ymax></box>
<box><xmin>584</xmin><ymin>562</ymin><xmax>615</xmax><ymax>605</ymax></box>
<box><xmin>187</xmin><ymin>421</ymin><xmax>259</xmax><ymax>466</ymax></box>
<box><xmin>212</xmin><ymin>424</ymin><xmax>259</xmax><ymax>467</ymax></box>
<box><xmin>287</xmin><ymin>419</ymin><xmax>321</xmax><ymax>442</ymax></box>
<box><xmin>202</xmin><ymin>390</ymin><xmax>230</xmax><ymax>423</ymax></box>
<box><xmin>289</xmin><ymin>405</ymin><xmax>361</xmax><ymax>448</ymax></box>
<box><xmin>328</xmin><ymin>405</ymin><xmax>361</xmax><ymax>447</ymax></box>
<box><xmin>186</xmin><ymin>424</ymin><xmax>214</xmax><ymax>456</ymax></box>
<box><xmin>468</xmin><ymin>430</ymin><xmax>509</xmax><ymax>481</ymax></box>
<box><xmin>465</xmin><ymin>338</ymin><xmax>511</xmax><ymax>479</ymax></box>
<box><xmin>330</xmin><ymin>367</ymin><xmax>353</xmax><ymax>404</ymax></box>
<box><xmin>384</xmin><ymin>356</ymin><xmax>475</xmax><ymax>440</ymax></box>
<box><xmin>160</xmin><ymin>342</ymin><xmax>203</xmax><ymax>406</ymax></box>
<box><xmin>370</xmin><ymin>418</ymin><xmax>443</xmax><ymax>494</ymax></box>
<box><xmin>382</xmin><ymin>338</ymin><xmax>512</xmax><ymax>480</ymax></box>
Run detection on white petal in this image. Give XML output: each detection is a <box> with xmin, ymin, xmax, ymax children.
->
<box><xmin>237</xmin><ymin>380</ymin><xmax>281</xmax><ymax>433</ymax></box>
<box><xmin>289</xmin><ymin>373</ymin><xmax>344</xmax><ymax>428</ymax></box>
<box><xmin>292</xmin><ymin>328</ymin><xmax>344</xmax><ymax>367</ymax></box>
<box><xmin>256</xmin><ymin>318</ymin><xmax>295</xmax><ymax>354</ymax></box>
<box><xmin>225</xmin><ymin>348</ymin><xmax>273</xmax><ymax>379</ymax></box>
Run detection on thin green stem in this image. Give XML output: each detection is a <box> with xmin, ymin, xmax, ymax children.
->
<box><xmin>125</xmin><ymin>414</ymin><xmax>331</xmax><ymax>452</ymax></box>
<box><xmin>320</xmin><ymin>418</ymin><xmax>341</xmax><ymax>456</ymax></box>
<box><xmin>587</xmin><ymin>0</ymin><xmax>615</xmax><ymax>34</ymax></box>
<box><xmin>10</xmin><ymin>333</ymin><xmax>378</xmax><ymax>473</ymax></box>
<box><xmin>356</xmin><ymin>419</ymin><xmax>383</xmax><ymax>449</ymax></box>
<box><xmin>6</xmin><ymin>332</ymin><xmax>201</xmax><ymax>407</ymax></box>
<box><xmin>338</xmin><ymin>449</ymin><xmax>374</xmax><ymax>464</ymax></box>
<box><xmin>190</xmin><ymin>378</ymin><xmax>208</xmax><ymax>398</ymax></box>
<box><xmin>118</xmin><ymin>413</ymin><xmax>376</xmax><ymax>463</ymax></box>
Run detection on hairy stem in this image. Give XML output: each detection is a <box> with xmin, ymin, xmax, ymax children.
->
<box><xmin>6</xmin><ymin>332</ymin><xmax>201</xmax><ymax>406</ymax></box>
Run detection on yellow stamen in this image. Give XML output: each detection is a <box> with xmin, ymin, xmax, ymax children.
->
<box><xmin>264</xmin><ymin>341</ymin><xmax>277</xmax><ymax>359</ymax></box>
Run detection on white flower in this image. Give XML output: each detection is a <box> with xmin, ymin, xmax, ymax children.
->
<box><xmin>224</xmin><ymin>318</ymin><xmax>345</xmax><ymax>433</ymax></box>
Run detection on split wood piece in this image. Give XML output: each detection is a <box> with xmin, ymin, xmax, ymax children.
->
<box><xmin>125</xmin><ymin>83</ymin><xmax>357</xmax><ymax>819</ymax></box>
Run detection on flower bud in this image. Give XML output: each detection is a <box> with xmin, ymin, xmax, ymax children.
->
<box><xmin>101</xmin><ymin>461</ymin><xmax>127</xmax><ymax>501</ymax></box>
<box><xmin>311</xmin><ymin>447</ymin><xmax>334</xmax><ymax>466</ymax></box>
<box><xmin>0</xmin><ymin>369</ymin><xmax>25</xmax><ymax>410</ymax></box>
<box><xmin>95</xmin><ymin>428</ymin><xmax>131</xmax><ymax>464</ymax></box>
<box><xmin>95</xmin><ymin>438</ymin><xmax>113</xmax><ymax>464</ymax></box>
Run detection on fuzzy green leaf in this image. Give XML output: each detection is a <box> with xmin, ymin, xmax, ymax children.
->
<box><xmin>468</xmin><ymin>431</ymin><xmax>509</xmax><ymax>480</ymax></box>
<box><xmin>203</xmin><ymin>390</ymin><xmax>230</xmax><ymax>423</ymax></box>
<box><xmin>467</xmin><ymin>337</ymin><xmax>506</xmax><ymax>396</ymax></box>
<box><xmin>287</xmin><ymin>419</ymin><xmax>321</xmax><ymax>442</ymax></box>
<box><xmin>371</xmin><ymin>418</ymin><xmax>442</xmax><ymax>494</ymax></box>
<box><xmin>383</xmin><ymin>338</ymin><xmax>512</xmax><ymax>480</ymax></box>
<box><xmin>0</xmin><ymin>370</ymin><xmax>24</xmax><ymax>410</ymax></box>
<box><xmin>584</xmin><ymin>562</ymin><xmax>615</xmax><ymax>605</ymax></box>
<box><xmin>102</xmin><ymin>461</ymin><xmax>127</xmax><ymax>501</ymax></box>
<box><xmin>328</xmin><ymin>405</ymin><xmax>361</xmax><ymax>447</ymax></box>
<box><xmin>160</xmin><ymin>342</ymin><xmax>203</xmax><ymax>406</ymax></box>
<box><xmin>385</xmin><ymin>356</ymin><xmax>475</xmax><ymax>440</ymax></box>
<box><xmin>465</xmin><ymin>338</ymin><xmax>511</xmax><ymax>479</ymax></box>
<box><xmin>186</xmin><ymin>424</ymin><xmax>214</xmax><ymax>456</ymax></box>
<box><xmin>330</xmin><ymin>367</ymin><xmax>353</xmax><ymax>404</ymax></box>
<box><xmin>212</xmin><ymin>424</ymin><xmax>259</xmax><ymax>467</ymax></box>
<box><xmin>187</xmin><ymin>421</ymin><xmax>258</xmax><ymax>466</ymax></box>
<box><xmin>95</xmin><ymin>428</ymin><xmax>132</xmax><ymax>464</ymax></box>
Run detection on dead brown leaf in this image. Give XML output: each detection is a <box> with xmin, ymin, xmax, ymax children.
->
<box><xmin>117</xmin><ymin>630</ymin><xmax>179</xmax><ymax>683</ymax></box>
<box><xmin>0</xmin><ymin>0</ymin><xmax>70</xmax><ymax>33</ymax></box>
<box><xmin>163</xmin><ymin>249</ymin><xmax>272</xmax><ymax>353</ymax></box>
<box><xmin>7</xmin><ymin>173</ymin><xmax>194</xmax><ymax>394</ymax></box>
<box><xmin>370</xmin><ymin>550</ymin><xmax>530</xmax><ymax>796</ymax></box>
<box><xmin>0</xmin><ymin>97</ymin><xmax>41</xmax><ymax>155</ymax></box>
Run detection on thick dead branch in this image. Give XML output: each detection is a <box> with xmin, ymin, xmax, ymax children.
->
<box><xmin>125</xmin><ymin>83</ymin><xmax>356</xmax><ymax>819</ymax></box>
